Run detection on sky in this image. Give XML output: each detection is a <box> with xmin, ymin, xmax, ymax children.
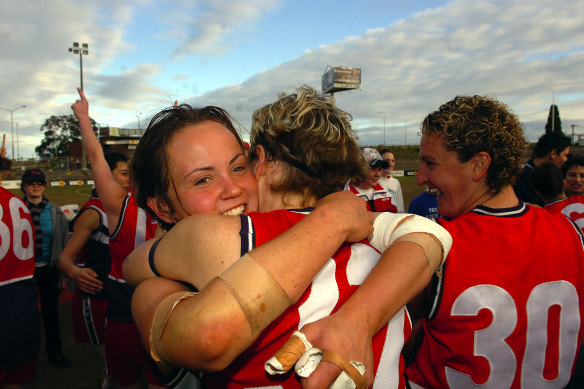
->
<box><xmin>0</xmin><ymin>0</ymin><xmax>583</xmax><ymax>160</ymax></box>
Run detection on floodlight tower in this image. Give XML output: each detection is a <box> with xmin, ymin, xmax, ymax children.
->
<box><xmin>69</xmin><ymin>42</ymin><xmax>89</xmax><ymax>169</ymax></box>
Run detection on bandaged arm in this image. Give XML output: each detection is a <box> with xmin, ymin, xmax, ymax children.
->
<box><xmin>133</xmin><ymin>193</ymin><xmax>374</xmax><ymax>371</ymax></box>
<box><xmin>334</xmin><ymin>212</ymin><xmax>451</xmax><ymax>339</ymax></box>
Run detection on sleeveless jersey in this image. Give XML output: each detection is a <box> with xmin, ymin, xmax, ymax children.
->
<box><xmin>204</xmin><ymin>208</ymin><xmax>411</xmax><ymax>389</ymax></box>
<box><xmin>74</xmin><ymin>196</ymin><xmax>110</xmax><ymax>300</ymax></box>
<box><xmin>346</xmin><ymin>181</ymin><xmax>398</xmax><ymax>213</ymax></box>
<box><xmin>0</xmin><ymin>187</ymin><xmax>40</xmax><ymax>370</ymax></box>
<box><xmin>406</xmin><ymin>203</ymin><xmax>584</xmax><ymax>389</ymax></box>
<box><xmin>106</xmin><ymin>193</ymin><xmax>157</xmax><ymax>322</ymax></box>
<box><xmin>544</xmin><ymin>195</ymin><xmax>584</xmax><ymax>230</ymax></box>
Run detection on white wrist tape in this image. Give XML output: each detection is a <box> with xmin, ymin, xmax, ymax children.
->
<box><xmin>218</xmin><ymin>253</ymin><xmax>292</xmax><ymax>336</ymax></box>
<box><xmin>369</xmin><ymin>212</ymin><xmax>452</xmax><ymax>269</ymax></box>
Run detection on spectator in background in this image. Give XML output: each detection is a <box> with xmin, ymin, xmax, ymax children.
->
<box><xmin>345</xmin><ymin>148</ymin><xmax>398</xmax><ymax>212</ymax></box>
<box><xmin>513</xmin><ymin>131</ymin><xmax>571</xmax><ymax>204</ymax></box>
<box><xmin>408</xmin><ymin>186</ymin><xmax>439</xmax><ymax>221</ymax></box>
<box><xmin>21</xmin><ymin>168</ymin><xmax>70</xmax><ymax>368</ymax></box>
<box><xmin>563</xmin><ymin>155</ymin><xmax>584</xmax><ymax>197</ymax></box>
<box><xmin>378</xmin><ymin>148</ymin><xmax>405</xmax><ymax>212</ymax></box>
<box><xmin>533</xmin><ymin>162</ymin><xmax>584</xmax><ymax>229</ymax></box>
<box><xmin>58</xmin><ymin>151</ymin><xmax>130</xmax><ymax>388</ymax></box>
<box><xmin>0</xmin><ymin>156</ymin><xmax>40</xmax><ymax>388</ymax></box>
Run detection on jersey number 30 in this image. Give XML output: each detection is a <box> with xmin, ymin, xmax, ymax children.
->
<box><xmin>446</xmin><ymin>282</ymin><xmax>580</xmax><ymax>388</ymax></box>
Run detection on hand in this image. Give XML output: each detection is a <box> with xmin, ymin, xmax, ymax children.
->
<box><xmin>71</xmin><ymin>87</ymin><xmax>89</xmax><ymax>121</ymax></box>
<box><xmin>314</xmin><ymin>191</ymin><xmax>374</xmax><ymax>242</ymax></box>
<box><xmin>73</xmin><ymin>267</ymin><xmax>103</xmax><ymax>294</ymax></box>
<box><xmin>299</xmin><ymin>313</ymin><xmax>374</xmax><ymax>388</ymax></box>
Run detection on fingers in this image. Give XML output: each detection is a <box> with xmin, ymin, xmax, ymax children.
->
<box><xmin>77</xmin><ymin>87</ymin><xmax>86</xmax><ymax>101</ymax></box>
<box><xmin>301</xmin><ymin>362</ymin><xmax>341</xmax><ymax>389</ymax></box>
<box><xmin>76</xmin><ymin>269</ymin><xmax>103</xmax><ymax>294</ymax></box>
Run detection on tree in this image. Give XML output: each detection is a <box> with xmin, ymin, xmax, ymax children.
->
<box><xmin>545</xmin><ymin>104</ymin><xmax>562</xmax><ymax>134</ymax></box>
<box><xmin>35</xmin><ymin>114</ymin><xmax>99</xmax><ymax>158</ymax></box>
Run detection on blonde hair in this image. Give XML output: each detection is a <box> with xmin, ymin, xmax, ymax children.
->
<box><xmin>249</xmin><ymin>85</ymin><xmax>367</xmax><ymax>204</ymax></box>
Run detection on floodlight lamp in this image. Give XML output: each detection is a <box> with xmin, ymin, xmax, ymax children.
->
<box><xmin>73</xmin><ymin>42</ymin><xmax>79</xmax><ymax>47</ymax></box>
<box><xmin>82</xmin><ymin>43</ymin><xmax>88</xmax><ymax>48</ymax></box>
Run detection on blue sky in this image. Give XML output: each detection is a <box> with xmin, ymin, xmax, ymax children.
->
<box><xmin>0</xmin><ymin>0</ymin><xmax>583</xmax><ymax>159</ymax></box>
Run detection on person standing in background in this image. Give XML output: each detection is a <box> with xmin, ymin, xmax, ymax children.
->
<box><xmin>345</xmin><ymin>148</ymin><xmax>398</xmax><ymax>213</ymax></box>
<box><xmin>513</xmin><ymin>132</ymin><xmax>571</xmax><ymax>204</ymax></box>
<box><xmin>58</xmin><ymin>151</ymin><xmax>130</xmax><ymax>388</ymax></box>
<box><xmin>563</xmin><ymin>155</ymin><xmax>584</xmax><ymax>197</ymax></box>
<box><xmin>21</xmin><ymin>168</ymin><xmax>70</xmax><ymax>368</ymax></box>
<box><xmin>0</xmin><ymin>155</ymin><xmax>40</xmax><ymax>388</ymax></box>
<box><xmin>378</xmin><ymin>148</ymin><xmax>405</xmax><ymax>212</ymax></box>
<box><xmin>408</xmin><ymin>186</ymin><xmax>439</xmax><ymax>221</ymax></box>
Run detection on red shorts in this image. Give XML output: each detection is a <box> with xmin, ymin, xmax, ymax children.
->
<box><xmin>104</xmin><ymin>320</ymin><xmax>163</xmax><ymax>386</ymax></box>
<box><xmin>0</xmin><ymin>354</ymin><xmax>38</xmax><ymax>386</ymax></box>
<box><xmin>72</xmin><ymin>290</ymin><xmax>107</xmax><ymax>345</ymax></box>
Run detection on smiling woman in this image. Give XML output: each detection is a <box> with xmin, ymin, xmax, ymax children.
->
<box><xmin>131</xmin><ymin>104</ymin><xmax>259</xmax><ymax>231</ymax></box>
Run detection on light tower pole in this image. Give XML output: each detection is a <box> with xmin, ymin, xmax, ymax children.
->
<box><xmin>0</xmin><ymin>105</ymin><xmax>26</xmax><ymax>159</ymax></box>
<box><xmin>69</xmin><ymin>42</ymin><xmax>89</xmax><ymax>169</ymax></box>
<box><xmin>378</xmin><ymin>112</ymin><xmax>386</xmax><ymax>145</ymax></box>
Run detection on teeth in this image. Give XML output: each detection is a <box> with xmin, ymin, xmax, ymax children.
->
<box><xmin>223</xmin><ymin>205</ymin><xmax>245</xmax><ymax>216</ymax></box>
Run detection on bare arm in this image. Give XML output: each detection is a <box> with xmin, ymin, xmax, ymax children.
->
<box><xmin>131</xmin><ymin>191</ymin><xmax>374</xmax><ymax>370</ymax></box>
<box><xmin>57</xmin><ymin>209</ymin><xmax>103</xmax><ymax>294</ymax></box>
<box><xmin>300</xmin><ymin>214</ymin><xmax>452</xmax><ymax>388</ymax></box>
<box><xmin>71</xmin><ymin>88</ymin><xmax>127</xmax><ymax>232</ymax></box>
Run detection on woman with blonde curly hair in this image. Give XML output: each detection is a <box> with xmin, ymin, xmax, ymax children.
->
<box><xmin>403</xmin><ymin>95</ymin><xmax>584</xmax><ymax>388</ymax></box>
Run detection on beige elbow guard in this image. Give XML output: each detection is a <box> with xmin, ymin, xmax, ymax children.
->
<box><xmin>394</xmin><ymin>232</ymin><xmax>443</xmax><ymax>276</ymax></box>
<box><xmin>217</xmin><ymin>253</ymin><xmax>292</xmax><ymax>336</ymax></box>
<box><xmin>150</xmin><ymin>291</ymin><xmax>197</xmax><ymax>365</ymax></box>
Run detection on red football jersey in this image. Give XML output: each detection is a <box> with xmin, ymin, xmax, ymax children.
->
<box><xmin>407</xmin><ymin>203</ymin><xmax>584</xmax><ymax>388</ymax></box>
<box><xmin>0</xmin><ymin>188</ymin><xmax>34</xmax><ymax>283</ymax></box>
<box><xmin>204</xmin><ymin>208</ymin><xmax>411</xmax><ymax>389</ymax></box>
<box><xmin>544</xmin><ymin>195</ymin><xmax>584</xmax><ymax>230</ymax></box>
<box><xmin>107</xmin><ymin>192</ymin><xmax>157</xmax><ymax>322</ymax></box>
<box><xmin>346</xmin><ymin>182</ymin><xmax>398</xmax><ymax>213</ymax></box>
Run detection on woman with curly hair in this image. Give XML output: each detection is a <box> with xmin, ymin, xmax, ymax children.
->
<box><xmin>404</xmin><ymin>95</ymin><xmax>584</xmax><ymax>388</ymax></box>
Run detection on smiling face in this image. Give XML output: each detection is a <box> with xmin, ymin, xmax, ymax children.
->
<box><xmin>22</xmin><ymin>181</ymin><xmax>46</xmax><ymax>203</ymax></box>
<box><xmin>358</xmin><ymin>166</ymin><xmax>383</xmax><ymax>190</ymax></box>
<box><xmin>153</xmin><ymin>121</ymin><xmax>259</xmax><ymax>224</ymax></box>
<box><xmin>565</xmin><ymin>164</ymin><xmax>584</xmax><ymax>196</ymax></box>
<box><xmin>416</xmin><ymin>134</ymin><xmax>484</xmax><ymax>218</ymax></box>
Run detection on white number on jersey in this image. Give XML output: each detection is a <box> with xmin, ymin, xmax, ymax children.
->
<box><xmin>0</xmin><ymin>198</ymin><xmax>33</xmax><ymax>261</ymax></box>
<box><xmin>445</xmin><ymin>282</ymin><xmax>580</xmax><ymax>388</ymax></box>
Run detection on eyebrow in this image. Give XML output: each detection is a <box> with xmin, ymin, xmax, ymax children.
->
<box><xmin>183</xmin><ymin>152</ymin><xmax>246</xmax><ymax>181</ymax></box>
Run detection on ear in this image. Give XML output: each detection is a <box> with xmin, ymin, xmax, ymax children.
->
<box><xmin>563</xmin><ymin>178</ymin><xmax>567</xmax><ymax>191</ymax></box>
<box><xmin>147</xmin><ymin>197</ymin><xmax>174</xmax><ymax>224</ymax></box>
<box><xmin>471</xmin><ymin>152</ymin><xmax>491</xmax><ymax>182</ymax></box>
<box><xmin>253</xmin><ymin>145</ymin><xmax>268</xmax><ymax>180</ymax></box>
<box><xmin>549</xmin><ymin>149</ymin><xmax>559</xmax><ymax>160</ymax></box>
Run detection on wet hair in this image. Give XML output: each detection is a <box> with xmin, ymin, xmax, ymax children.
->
<box><xmin>533</xmin><ymin>132</ymin><xmax>571</xmax><ymax>159</ymax></box>
<box><xmin>131</xmin><ymin>104</ymin><xmax>244</xmax><ymax>230</ymax></box>
<box><xmin>421</xmin><ymin>95</ymin><xmax>528</xmax><ymax>194</ymax></box>
<box><xmin>104</xmin><ymin>151</ymin><xmax>128</xmax><ymax>172</ymax></box>
<box><xmin>562</xmin><ymin>155</ymin><xmax>584</xmax><ymax>178</ymax></box>
<box><xmin>249</xmin><ymin>85</ymin><xmax>368</xmax><ymax>204</ymax></box>
<box><xmin>533</xmin><ymin>163</ymin><xmax>564</xmax><ymax>203</ymax></box>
